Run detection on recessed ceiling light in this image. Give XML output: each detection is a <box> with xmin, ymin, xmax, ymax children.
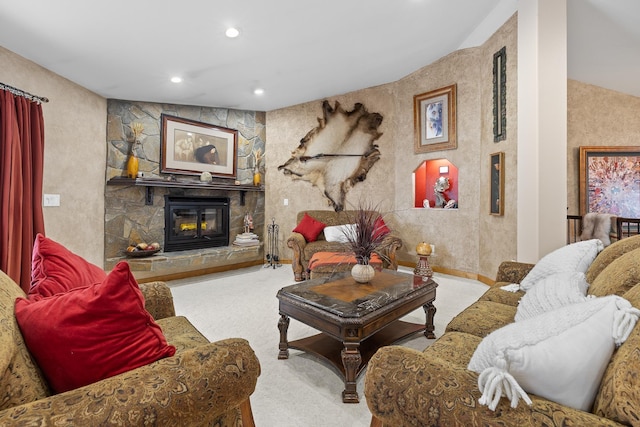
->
<box><xmin>254</xmin><ymin>88</ymin><xmax>264</xmax><ymax>95</ymax></box>
<box><xmin>170</xmin><ymin>76</ymin><xmax>183</xmax><ymax>83</ymax></box>
<box><xmin>225</xmin><ymin>27</ymin><xmax>240</xmax><ymax>38</ymax></box>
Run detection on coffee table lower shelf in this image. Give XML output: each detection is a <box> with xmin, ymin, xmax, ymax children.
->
<box><xmin>285</xmin><ymin>320</ymin><xmax>425</xmax><ymax>400</ymax></box>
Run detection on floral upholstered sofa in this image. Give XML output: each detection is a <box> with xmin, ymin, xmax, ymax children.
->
<box><xmin>365</xmin><ymin>234</ymin><xmax>640</xmax><ymax>426</ymax></box>
<box><xmin>287</xmin><ymin>210</ymin><xmax>403</xmax><ymax>281</ymax></box>
<box><xmin>0</xmin><ymin>237</ymin><xmax>261</xmax><ymax>426</ymax></box>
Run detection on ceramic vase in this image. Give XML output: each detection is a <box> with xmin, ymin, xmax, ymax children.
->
<box><xmin>253</xmin><ymin>168</ymin><xmax>261</xmax><ymax>186</ymax></box>
<box><xmin>127</xmin><ymin>152</ymin><xmax>139</xmax><ymax>178</ymax></box>
<box><xmin>351</xmin><ymin>263</ymin><xmax>375</xmax><ymax>283</ymax></box>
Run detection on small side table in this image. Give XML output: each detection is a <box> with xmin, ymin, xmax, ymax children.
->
<box><xmin>414</xmin><ymin>255</ymin><xmax>433</xmax><ymax>279</ymax></box>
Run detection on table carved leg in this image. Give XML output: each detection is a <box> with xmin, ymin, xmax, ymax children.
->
<box><xmin>423</xmin><ymin>302</ymin><xmax>437</xmax><ymax>339</ymax></box>
<box><xmin>341</xmin><ymin>342</ymin><xmax>362</xmax><ymax>403</ymax></box>
<box><xmin>278</xmin><ymin>315</ymin><xmax>290</xmax><ymax>359</ymax></box>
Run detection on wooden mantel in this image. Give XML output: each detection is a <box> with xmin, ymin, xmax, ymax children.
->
<box><xmin>107</xmin><ymin>176</ymin><xmax>264</xmax><ymax>205</ymax></box>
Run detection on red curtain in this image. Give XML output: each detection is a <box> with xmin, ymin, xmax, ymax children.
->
<box><xmin>0</xmin><ymin>90</ymin><xmax>46</xmax><ymax>292</ymax></box>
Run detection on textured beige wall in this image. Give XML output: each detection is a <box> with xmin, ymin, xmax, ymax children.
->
<box><xmin>0</xmin><ymin>46</ymin><xmax>107</xmax><ymax>267</ymax></box>
<box><xmin>266</xmin><ymin>15</ymin><xmax>519</xmax><ymax>280</ymax></box>
<box><xmin>478</xmin><ymin>15</ymin><xmax>518</xmax><ymax>277</ymax></box>
<box><xmin>567</xmin><ymin>79</ymin><xmax>640</xmax><ymax>216</ymax></box>
<box><xmin>391</xmin><ymin>48</ymin><xmax>484</xmax><ymax>275</ymax></box>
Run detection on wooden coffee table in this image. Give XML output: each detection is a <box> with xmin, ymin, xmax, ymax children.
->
<box><xmin>277</xmin><ymin>269</ymin><xmax>437</xmax><ymax>403</ymax></box>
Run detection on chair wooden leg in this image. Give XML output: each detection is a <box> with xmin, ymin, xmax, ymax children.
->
<box><xmin>370</xmin><ymin>415</ymin><xmax>384</xmax><ymax>427</ymax></box>
<box><xmin>239</xmin><ymin>398</ymin><xmax>256</xmax><ymax>427</ymax></box>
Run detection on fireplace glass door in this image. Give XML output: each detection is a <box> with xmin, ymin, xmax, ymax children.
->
<box><xmin>164</xmin><ymin>196</ymin><xmax>229</xmax><ymax>252</ymax></box>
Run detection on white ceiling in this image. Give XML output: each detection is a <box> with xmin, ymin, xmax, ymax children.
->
<box><xmin>0</xmin><ymin>0</ymin><xmax>638</xmax><ymax>111</ymax></box>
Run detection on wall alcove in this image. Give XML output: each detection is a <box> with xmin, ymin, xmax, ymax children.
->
<box><xmin>413</xmin><ymin>159</ymin><xmax>459</xmax><ymax>209</ymax></box>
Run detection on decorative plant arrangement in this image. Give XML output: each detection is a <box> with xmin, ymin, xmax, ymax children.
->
<box><xmin>132</xmin><ymin>122</ymin><xmax>144</xmax><ymax>143</ymax></box>
<box><xmin>343</xmin><ymin>210</ymin><xmax>384</xmax><ymax>264</ymax></box>
<box><xmin>342</xmin><ymin>202</ymin><xmax>391</xmax><ymax>282</ymax></box>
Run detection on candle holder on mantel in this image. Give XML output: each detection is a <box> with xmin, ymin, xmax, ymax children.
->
<box><xmin>414</xmin><ymin>242</ymin><xmax>433</xmax><ymax>280</ymax></box>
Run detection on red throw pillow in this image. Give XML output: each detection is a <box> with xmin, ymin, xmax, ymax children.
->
<box><xmin>30</xmin><ymin>233</ymin><xmax>107</xmax><ymax>298</ymax></box>
<box><xmin>373</xmin><ymin>216</ymin><xmax>391</xmax><ymax>239</ymax></box>
<box><xmin>292</xmin><ymin>213</ymin><xmax>326</xmax><ymax>242</ymax></box>
<box><xmin>15</xmin><ymin>261</ymin><xmax>176</xmax><ymax>393</ymax></box>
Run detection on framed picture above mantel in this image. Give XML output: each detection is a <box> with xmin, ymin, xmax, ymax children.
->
<box><xmin>579</xmin><ymin>146</ymin><xmax>640</xmax><ymax>217</ymax></box>
<box><xmin>161</xmin><ymin>114</ymin><xmax>238</xmax><ymax>178</ymax></box>
<box><xmin>413</xmin><ymin>84</ymin><xmax>457</xmax><ymax>153</ymax></box>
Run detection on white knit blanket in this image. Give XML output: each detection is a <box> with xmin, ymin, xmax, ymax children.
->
<box><xmin>514</xmin><ymin>272</ymin><xmax>589</xmax><ymax>321</ymax></box>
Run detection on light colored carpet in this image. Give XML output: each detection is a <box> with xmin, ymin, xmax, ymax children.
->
<box><xmin>167</xmin><ymin>265</ymin><xmax>488</xmax><ymax>427</ymax></box>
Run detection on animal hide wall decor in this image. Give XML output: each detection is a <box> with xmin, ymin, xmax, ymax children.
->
<box><xmin>278</xmin><ymin>100</ymin><xmax>383</xmax><ymax>211</ymax></box>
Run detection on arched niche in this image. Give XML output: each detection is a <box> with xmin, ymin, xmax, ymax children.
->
<box><xmin>413</xmin><ymin>159</ymin><xmax>459</xmax><ymax>208</ymax></box>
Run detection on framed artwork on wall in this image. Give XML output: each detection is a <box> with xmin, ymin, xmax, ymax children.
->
<box><xmin>161</xmin><ymin>114</ymin><xmax>238</xmax><ymax>178</ymax></box>
<box><xmin>414</xmin><ymin>84</ymin><xmax>457</xmax><ymax>153</ymax></box>
<box><xmin>490</xmin><ymin>152</ymin><xmax>504</xmax><ymax>216</ymax></box>
<box><xmin>493</xmin><ymin>46</ymin><xmax>506</xmax><ymax>142</ymax></box>
<box><xmin>579</xmin><ymin>146</ymin><xmax>640</xmax><ymax>217</ymax></box>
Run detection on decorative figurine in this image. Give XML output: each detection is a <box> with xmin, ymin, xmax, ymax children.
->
<box><xmin>243</xmin><ymin>213</ymin><xmax>254</xmax><ymax>234</ymax></box>
<box><xmin>434</xmin><ymin>176</ymin><xmax>450</xmax><ymax>208</ymax></box>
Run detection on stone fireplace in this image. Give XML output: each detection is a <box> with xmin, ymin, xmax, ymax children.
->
<box><xmin>104</xmin><ymin>99</ymin><xmax>266</xmax><ymax>280</ymax></box>
<box><xmin>164</xmin><ymin>196</ymin><xmax>230</xmax><ymax>252</ymax></box>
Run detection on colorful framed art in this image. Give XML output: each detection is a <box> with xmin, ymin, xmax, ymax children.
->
<box><xmin>579</xmin><ymin>146</ymin><xmax>640</xmax><ymax>217</ymax></box>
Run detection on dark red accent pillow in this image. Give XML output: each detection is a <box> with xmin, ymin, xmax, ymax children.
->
<box><xmin>15</xmin><ymin>261</ymin><xmax>176</xmax><ymax>393</ymax></box>
<box><xmin>30</xmin><ymin>233</ymin><xmax>107</xmax><ymax>298</ymax></box>
<box><xmin>373</xmin><ymin>216</ymin><xmax>391</xmax><ymax>239</ymax></box>
<box><xmin>292</xmin><ymin>213</ymin><xmax>326</xmax><ymax>242</ymax></box>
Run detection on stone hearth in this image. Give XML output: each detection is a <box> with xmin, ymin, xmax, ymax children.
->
<box><xmin>110</xmin><ymin>244</ymin><xmax>263</xmax><ymax>282</ymax></box>
<box><xmin>105</xmin><ymin>185</ymin><xmax>264</xmax><ymax>280</ymax></box>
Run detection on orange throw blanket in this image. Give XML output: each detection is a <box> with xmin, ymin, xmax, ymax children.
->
<box><xmin>307</xmin><ymin>251</ymin><xmax>383</xmax><ymax>271</ymax></box>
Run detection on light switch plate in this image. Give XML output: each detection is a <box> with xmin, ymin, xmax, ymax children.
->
<box><xmin>43</xmin><ymin>194</ymin><xmax>60</xmax><ymax>206</ymax></box>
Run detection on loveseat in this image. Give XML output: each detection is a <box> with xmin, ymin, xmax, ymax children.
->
<box><xmin>365</xmin><ymin>234</ymin><xmax>640</xmax><ymax>426</ymax></box>
<box><xmin>287</xmin><ymin>210</ymin><xmax>403</xmax><ymax>281</ymax></box>
<box><xmin>0</xmin><ymin>266</ymin><xmax>261</xmax><ymax>426</ymax></box>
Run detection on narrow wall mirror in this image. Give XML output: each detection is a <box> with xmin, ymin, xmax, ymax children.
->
<box><xmin>493</xmin><ymin>46</ymin><xmax>506</xmax><ymax>142</ymax></box>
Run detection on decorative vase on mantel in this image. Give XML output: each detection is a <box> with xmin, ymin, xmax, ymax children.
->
<box><xmin>351</xmin><ymin>263</ymin><xmax>375</xmax><ymax>283</ymax></box>
<box><xmin>253</xmin><ymin>166</ymin><xmax>261</xmax><ymax>186</ymax></box>
<box><xmin>127</xmin><ymin>148</ymin><xmax>139</xmax><ymax>178</ymax></box>
<box><xmin>127</xmin><ymin>122</ymin><xmax>144</xmax><ymax>178</ymax></box>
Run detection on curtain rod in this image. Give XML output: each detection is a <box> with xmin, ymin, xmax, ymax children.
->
<box><xmin>0</xmin><ymin>82</ymin><xmax>49</xmax><ymax>103</ymax></box>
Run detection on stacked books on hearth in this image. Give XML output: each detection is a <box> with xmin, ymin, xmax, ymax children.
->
<box><xmin>233</xmin><ymin>232</ymin><xmax>260</xmax><ymax>247</ymax></box>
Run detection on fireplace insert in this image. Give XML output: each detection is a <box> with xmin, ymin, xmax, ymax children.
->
<box><xmin>164</xmin><ymin>196</ymin><xmax>230</xmax><ymax>252</ymax></box>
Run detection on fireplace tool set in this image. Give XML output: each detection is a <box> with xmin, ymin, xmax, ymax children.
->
<box><xmin>265</xmin><ymin>217</ymin><xmax>281</xmax><ymax>269</ymax></box>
